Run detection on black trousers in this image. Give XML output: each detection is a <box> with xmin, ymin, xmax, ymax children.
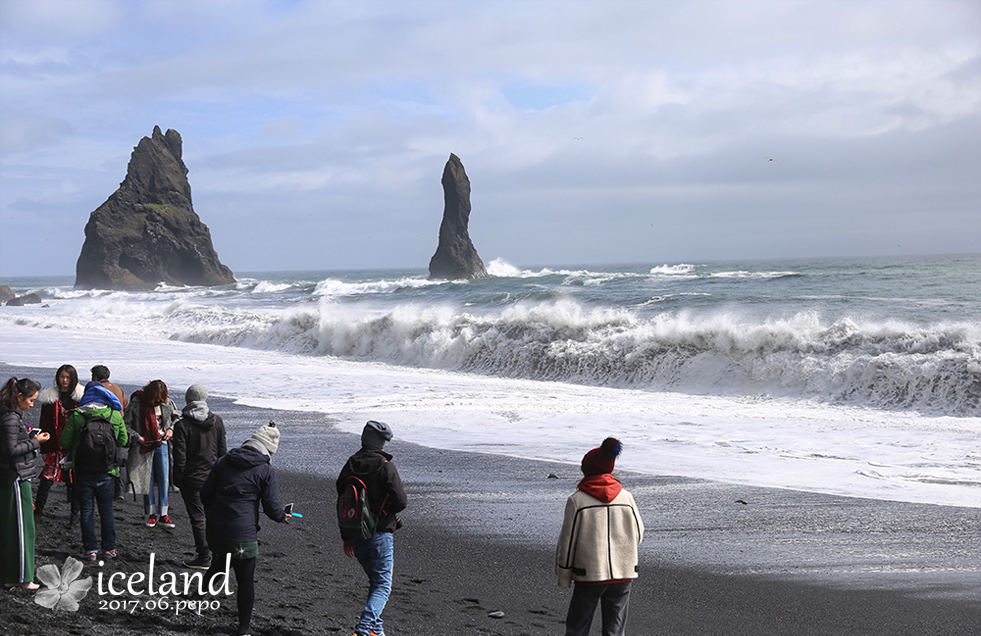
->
<box><xmin>206</xmin><ymin>553</ymin><xmax>257</xmax><ymax>636</ymax></box>
<box><xmin>180</xmin><ymin>484</ymin><xmax>208</xmax><ymax>557</ymax></box>
<box><xmin>35</xmin><ymin>479</ymin><xmax>78</xmax><ymax>517</ymax></box>
<box><xmin>565</xmin><ymin>580</ymin><xmax>632</xmax><ymax>636</ymax></box>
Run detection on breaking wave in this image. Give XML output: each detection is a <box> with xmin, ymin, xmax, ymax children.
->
<box><xmin>5</xmin><ymin>256</ymin><xmax>979</xmax><ymax>417</ymax></box>
<box><xmin>157</xmin><ymin>298</ymin><xmax>980</xmax><ymax>416</ymax></box>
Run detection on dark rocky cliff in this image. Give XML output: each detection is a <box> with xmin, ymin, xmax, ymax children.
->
<box><xmin>74</xmin><ymin>126</ymin><xmax>235</xmax><ymax>290</ymax></box>
<box><xmin>428</xmin><ymin>153</ymin><xmax>488</xmax><ymax>281</ymax></box>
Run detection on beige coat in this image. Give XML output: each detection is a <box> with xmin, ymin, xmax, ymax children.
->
<box><xmin>555</xmin><ymin>487</ymin><xmax>644</xmax><ymax>587</ymax></box>
<box><xmin>123</xmin><ymin>392</ymin><xmax>178</xmax><ymax>495</ymax></box>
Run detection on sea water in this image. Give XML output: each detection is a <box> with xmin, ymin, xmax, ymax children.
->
<box><xmin>1</xmin><ymin>254</ymin><xmax>978</xmax><ymax>508</ymax></box>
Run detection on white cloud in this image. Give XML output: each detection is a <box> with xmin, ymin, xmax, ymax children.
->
<box><xmin>0</xmin><ymin>0</ymin><xmax>126</xmax><ymax>38</ymax></box>
<box><xmin>1</xmin><ymin>0</ymin><xmax>979</xmax><ymax>276</ymax></box>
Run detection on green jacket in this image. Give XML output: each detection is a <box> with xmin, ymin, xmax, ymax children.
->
<box><xmin>62</xmin><ymin>405</ymin><xmax>128</xmax><ymax>477</ymax></box>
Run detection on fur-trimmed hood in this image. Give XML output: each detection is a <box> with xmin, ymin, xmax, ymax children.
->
<box><xmin>38</xmin><ymin>384</ymin><xmax>84</xmax><ymax>406</ymax></box>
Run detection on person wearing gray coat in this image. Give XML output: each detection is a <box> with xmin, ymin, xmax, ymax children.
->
<box><xmin>124</xmin><ymin>380</ymin><xmax>179</xmax><ymax>528</ymax></box>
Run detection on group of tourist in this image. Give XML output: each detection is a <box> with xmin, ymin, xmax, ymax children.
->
<box><xmin>1</xmin><ymin>366</ymin><xmax>229</xmax><ymax>568</ymax></box>
<box><xmin>2</xmin><ymin>365</ymin><xmax>644</xmax><ymax>636</ymax></box>
<box><xmin>0</xmin><ymin>367</ymin><xmax>283</xmax><ymax>635</ymax></box>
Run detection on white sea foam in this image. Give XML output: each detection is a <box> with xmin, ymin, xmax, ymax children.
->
<box><xmin>649</xmin><ymin>264</ymin><xmax>696</xmax><ymax>275</ymax></box>
<box><xmin>2</xmin><ymin>323</ymin><xmax>978</xmax><ymax>509</ymax></box>
<box><xmin>708</xmin><ymin>270</ymin><xmax>799</xmax><ymax>279</ymax></box>
<box><xmin>486</xmin><ymin>258</ymin><xmax>525</xmax><ymax>277</ymax></box>
<box><xmin>313</xmin><ymin>276</ymin><xmax>435</xmax><ymax>297</ymax></box>
<box><xmin>485</xmin><ymin>260</ymin><xmax>592</xmax><ymax>281</ymax></box>
<box><xmin>2</xmin><ymin>295</ymin><xmax>978</xmax><ymax>414</ymax></box>
<box><xmin>251</xmin><ymin>280</ymin><xmax>295</xmax><ymax>293</ymax></box>
<box><xmin>3</xmin><ymin>257</ymin><xmax>978</xmax><ymax>508</ymax></box>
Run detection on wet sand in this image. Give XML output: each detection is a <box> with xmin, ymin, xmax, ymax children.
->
<box><xmin>1</xmin><ymin>362</ymin><xmax>979</xmax><ymax>635</ymax></box>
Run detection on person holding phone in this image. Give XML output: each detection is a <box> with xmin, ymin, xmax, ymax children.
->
<box><xmin>202</xmin><ymin>421</ymin><xmax>289</xmax><ymax>636</ymax></box>
<box><xmin>1</xmin><ymin>377</ymin><xmax>48</xmax><ymax>590</ymax></box>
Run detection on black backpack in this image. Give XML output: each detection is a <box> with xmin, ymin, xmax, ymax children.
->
<box><xmin>75</xmin><ymin>416</ymin><xmax>117</xmax><ymax>473</ymax></box>
<box><xmin>337</xmin><ymin>472</ymin><xmax>389</xmax><ymax>541</ymax></box>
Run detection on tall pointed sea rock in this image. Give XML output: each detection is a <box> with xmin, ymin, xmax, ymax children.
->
<box><xmin>428</xmin><ymin>153</ymin><xmax>488</xmax><ymax>281</ymax></box>
<box><xmin>74</xmin><ymin>126</ymin><xmax>235</xmax><ymax>290</ymax></box>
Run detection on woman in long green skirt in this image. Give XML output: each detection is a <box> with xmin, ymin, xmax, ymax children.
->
<box><xmin>0</xmin><ymin>377</ymin><xmax>48</xmax><ymax>590</ymax></box>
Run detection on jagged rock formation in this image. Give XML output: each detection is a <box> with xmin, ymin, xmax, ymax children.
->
<box><xmin>0</xmin><ymin>286</ymin><xmax>14</xmax><ymax>305</ymax></box>
<box><xmin>5</xmin><ymin>292</ymin><xmax>41</xmax><ymax>306</ymax></box>
<box><xmin>428</xmin><ymin>153</ymin><xmax>488</xmax><ymax>281</ymax></box>
<box><xmin>74</xmin><ymin>126</ymin><xmax>235</xmax><ymax>290</ymax></box>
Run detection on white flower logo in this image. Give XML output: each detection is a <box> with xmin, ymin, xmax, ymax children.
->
<box><xmin>34</xmin><ymin>556</ymin><xmax>93</xmax><ymax>612</ymax></box>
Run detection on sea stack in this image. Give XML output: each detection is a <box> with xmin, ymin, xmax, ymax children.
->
<box><xmin>428</xmin><ymin>153</ymin><xmax>488</xmax><ymax>281</ymax></box>
<box><xmin>74</xmin><ymin>126</ymin><xmax>235</xmax><ymax>290</ymax></box>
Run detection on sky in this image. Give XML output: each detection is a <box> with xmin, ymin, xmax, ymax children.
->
<box><xmin>1</xmin><ymin>0</ymin><xmax>979</xmax><ymax>278</ymax></box>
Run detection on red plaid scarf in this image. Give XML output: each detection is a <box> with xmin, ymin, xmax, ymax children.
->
<box><xmin>133</xmin><ymin>390</ymin><xmax>162</xmax><ymax>453</ymax></box>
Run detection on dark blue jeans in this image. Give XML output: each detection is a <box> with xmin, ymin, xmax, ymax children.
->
<box><xmin>353</xmin><ymin>531</ymin><xmax>394</xmax><ymax>635</ymax></box>
<box><xmin>76</xmin><ymin>472</ymin><xmax>116</xmax><ymax>553</ymax></box>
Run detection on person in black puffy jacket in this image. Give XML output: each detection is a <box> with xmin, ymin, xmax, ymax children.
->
<box><xmin>1</xmin><ymin>377</ymin><xmax>48</xmax><ymax>590</ymax></box>
<box><xmin>201</xmin><ymin>421</ymin><xmax>288</xmax><ymax>636</ymax></box>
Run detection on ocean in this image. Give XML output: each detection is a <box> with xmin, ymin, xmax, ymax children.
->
<box><xmin>2</xmin><ymin>254</ymin><xmax>979</xmax><ymax>507</ymax></box>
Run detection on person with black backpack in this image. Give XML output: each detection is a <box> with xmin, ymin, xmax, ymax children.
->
<box><xmin>60</xmin><ymin>381</ymin><xmax>127</xmax><ymax>563</ymax></box>
<box><xmin>336</xmin><ymin>420</ymin><xmax>407</xmax><ymax>636</ymax></box>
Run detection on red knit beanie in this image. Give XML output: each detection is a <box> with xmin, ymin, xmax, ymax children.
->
<box><xmin>580</xmin><ymin>437</ymin><xmax>622</xmax><ymax>476</ymax></box>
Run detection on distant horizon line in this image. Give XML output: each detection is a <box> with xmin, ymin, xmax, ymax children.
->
<box><xmin>1</xmin><ymin>251</ymin><xmax>979</xmax><ymax>283</ymax></box>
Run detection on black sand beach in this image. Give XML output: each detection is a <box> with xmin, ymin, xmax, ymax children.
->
<box><xmin>1</xmin><ymin>362</ymin><xmax>979</xmax><ymax>636</ymax></box>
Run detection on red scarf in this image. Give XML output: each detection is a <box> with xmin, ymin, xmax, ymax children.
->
<box><xmin>133</xmin><ymin>390</ymin><xmax>162</xmax><ymax>453</ymax></box>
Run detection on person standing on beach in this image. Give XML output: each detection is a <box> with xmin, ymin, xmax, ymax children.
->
<box><xmin>172</xmin><ymin>384</ymin><xmax>226</xmax><ymax>570</ymax></box>
<box><xmin>201</xmin><ymin>421</ymin><xmax>289</xmax><ymax>636</ymax></box>
<box><xmin>124</xmin><ymin>380</ymin><xmax>179</xmax><ymax>528</ymax></box>
<box><xmin>61</xmin><ymin>381</ymin><xmax>127</xmax><ymax>562</ymax></box>
<box><xmin>337</xmin><ymin>420</ymin><xmax>408</xmax><ymax>636</ymax></box>
<box><xmin>556</xmin><ymin>437</ymin><xmax>644</xmax><ymax>636</ymax></box>
<box><xmin>91</xmin><ymin>365</ymin><xmax>129</xmax><ymax>499</ymax></box>
<box><xmin>0</xmin><ymin>377</ymin><xmax>47</xmax><ymax>590</ymax></box>
<box><xmin>91</xmin><ymin>365</ymin><xmax>127</xmax><ymax>412</ymax></box>
<box><xmin>34</xmin><ymin>365</ymin><xmax>83</xmax><ymax>520</ymax></box>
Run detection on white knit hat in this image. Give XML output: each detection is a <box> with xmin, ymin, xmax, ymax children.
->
<box><xmin>247</xmin><ymin>421</ymin><xmax>280</xmax><ymax>455</ymax></box>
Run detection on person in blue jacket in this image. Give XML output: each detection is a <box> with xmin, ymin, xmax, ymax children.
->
<box><xmin>60</xmin><ymin>381</ymin><xmax>127</xmax><ymax>562</ymax></box>
<box><xmin>201</xmin><ymin>421</ymin><xmax>290</xmax><ymax>636</ymax></box>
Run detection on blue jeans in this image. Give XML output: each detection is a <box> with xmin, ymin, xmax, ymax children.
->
<box><xmin>76</xmin><ymin>472</ymin><xmax>116</xmax><ymax>552</ymax></box>
<box><xmin>146</xmin><ymin>444</ymin><xmax>169</xmax><ymax>513</ymax></box>
<box><xmin>353</xmin><ymin>531</ymin><xmax>394</xmax><ymax>635</ymax></box>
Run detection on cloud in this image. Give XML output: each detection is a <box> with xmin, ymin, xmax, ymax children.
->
<box><xmin>0</xmin><ymin>114</ymin><xmax>75</xmax><ymax>154</ymax></box>
<box><xmin>1</xmin><ymin>0</ymin><xmax>979</xmax><ymax>276</ymax></box>
<box><xmin>0</xmin><ymin>0</ymin><xmax>126</xmax><ymax>38</ymax></box>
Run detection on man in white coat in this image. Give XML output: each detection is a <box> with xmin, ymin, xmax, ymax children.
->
<box><xmin>556</xmin><ymin>437</ymin><xmax>644</xmax><ymax>636</ymax></box>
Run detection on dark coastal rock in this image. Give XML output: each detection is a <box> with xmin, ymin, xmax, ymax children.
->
<box><xmin>74</xmin><ymin>126</ymin><xmax>235</xmax><ymax>290</ymax></box>
<box><xmin>6</xmin><ymin>292</ymin><xmax>41</xmax><ymax>306</ymax></box>
<box><xmin>428</xmin><ymin>153</ymin><xmax>488</xmax><ymax>281</ymax></box>
<box><xmin>0</xmin><ymin>285</ymin><xmax>13</xmax><ymax>304</ymax></box>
